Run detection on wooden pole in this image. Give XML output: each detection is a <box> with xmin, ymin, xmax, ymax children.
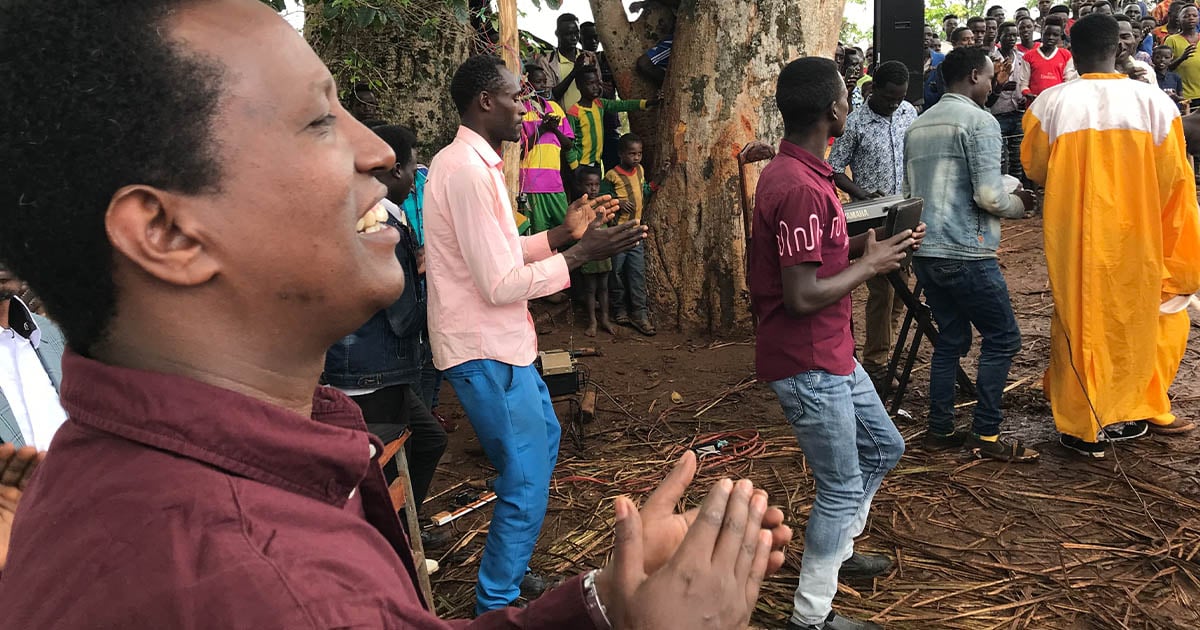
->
<box><xmin>497</xmin><ymin>0</ymin><xmax>522</xmax><ymax>208</ymax></box>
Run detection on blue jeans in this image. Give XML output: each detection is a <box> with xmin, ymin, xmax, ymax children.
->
<box><xmin>913</xmin><ymin>257</ymin><xmax>1022</xmax><ymax>437</ymax></box>
<box><xmin>419</xmin><ymin>360</ymin><xmax>443</xmax><ymax>410</ymax></box>
<box><xmin>609</xmin><ymin>242</ymin><xmax>647</xmax><ymax>319</ymax></box>
<box><xmin>442</xmin><ymin>360</ymin><xmax>561</xmax><ymax>614</ymax></box>
<box><xmin>769</xmin><ymin>362</ymin><xmax>905</xmax><ymax>626</ymax></box>
<box><xmin>995</xmin><ymin>111</ymin><xmax>1027</xmax><ymax>186</ymax></box>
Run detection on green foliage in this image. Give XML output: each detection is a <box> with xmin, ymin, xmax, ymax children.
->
<box><xmin>925</xmin><ymin>0</ymin><xmax>988</xmax><ymax>26</ymax></box>
<box><xmin>840</xmin><ymin>0</ymin><xmax>872</xmax><ymax>47</ymax></box>
<box><xmin>261</xmin><ymin>0</ymin><xmax>561</xmax><ymax>27</ymax></box>
<box><xmin>840</xmin><ymin>18</ymin><xmax>873</xmax><ymax>48</ymax></box>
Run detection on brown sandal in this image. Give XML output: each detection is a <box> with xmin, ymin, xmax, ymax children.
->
<box><xmin>1149</xmin><ymin>418</ymin><xmax>1196</xmax><ymax>435</ymax></box>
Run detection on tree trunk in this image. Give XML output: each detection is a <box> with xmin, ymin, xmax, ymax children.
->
<box><xmin>306</xmin><ymin>1</ymin><xmax>476</xmax><ymax>159</ymax></box>
<box><xmin>590</xmin><ymin>0</ymin><xmax>846</xmax><ymax>333</ymax></box>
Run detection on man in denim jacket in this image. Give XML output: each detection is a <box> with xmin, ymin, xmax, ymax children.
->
<box><xmin>903</xmin><ymin>47</ymin><xmax>1038</xmax><ymax>463</ymax></box>
<box><xmin>324</xmin><ymin>126</ymin><xmax>447</xmax><ymax>515</ymax></box>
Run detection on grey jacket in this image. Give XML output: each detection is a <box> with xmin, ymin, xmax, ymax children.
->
<box><xmin>0</xmin><ymin>300</ymin><xmax>66</xmax><ymax>448</ymax></box>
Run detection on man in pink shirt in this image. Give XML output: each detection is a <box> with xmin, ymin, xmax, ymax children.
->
<box><xmin>424</xmin><ymin>55</ymin><xmax>647</xmax><ymax>613</ymax></box>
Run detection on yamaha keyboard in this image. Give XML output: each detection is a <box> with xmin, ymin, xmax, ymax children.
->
<box><xmin>843</xmin><ymin>194</ymin><xmax>905</xmax><ymax>236</ymax></box>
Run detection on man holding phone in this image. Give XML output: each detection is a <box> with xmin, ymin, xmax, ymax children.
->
<box><xmin>904</xmin><ymin>47</ymin><xmax>1038</xmax><ymax>463</ymax></box>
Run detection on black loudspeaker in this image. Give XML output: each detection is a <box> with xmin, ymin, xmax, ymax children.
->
<box><xmin>875</xmin><ymin>0</ymin><xmax>925</xmax><ymax>103</ymax></box>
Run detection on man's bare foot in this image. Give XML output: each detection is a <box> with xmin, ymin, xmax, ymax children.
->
<box><xmin>585</xmin><ymin>321</ymin><xmax>598</xmax><ymax>337</ymax></box>
<box><xmin>599</xmin><ymin>317</ymin><xmax>618</xmax><ymax>336</ymax></box>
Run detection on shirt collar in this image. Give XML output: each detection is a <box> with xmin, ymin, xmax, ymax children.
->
<box><xmin>1081</xmin><ymin>72</ymin><xmax>1133</xmax><ymax>80</ymax></box>
<box><xmin>940</xmin><ymin>92</ymin><xmax>986</xmax><ymax>110</ymax></box>
<box><xmin>614</xmin><ymin>164</ymin><xmax>640</xmax><ymax>176</ymax></box>
<box><xmin>455</xmin><ymin>125</ymin><xmax>503</xmax><ymax>169</ymax></box>
<box><xmin>4</xmin><ymin>296</ymin><xmax>40</xmax><ymax>348</ymax></box>
<box><xmin>778</xmin><ymin>140</ymin><xmax>835</xmax><ymax>179</ymax></box>
<box><xmin>58</xmin><ymin>352</ymin><xmax>379</xmax><ymax>507</ymax></box>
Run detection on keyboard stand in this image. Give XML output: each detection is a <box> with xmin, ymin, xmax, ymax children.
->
<box><xmin>881</xmin><ymin>273</ymin><xmax>976</xmax><ymax>416</ymax></box>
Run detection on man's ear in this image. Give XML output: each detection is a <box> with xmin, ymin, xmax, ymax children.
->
<box><xmin>105</xmin><ymin>185</ymin><xmax>219</xmax><ymax>287</ymax></box>
<box><xmin>478</xmin><ymin>89</ymin><xmax>494</xmax><ymax>114</ymax></box>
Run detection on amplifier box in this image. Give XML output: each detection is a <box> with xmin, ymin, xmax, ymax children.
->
<box><xmin>537</xmin><ymin>350</ymin><xmax>581</xmax><ymax>397</ymax></box>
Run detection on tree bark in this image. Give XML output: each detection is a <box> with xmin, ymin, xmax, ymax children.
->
<box><xmin>306</xmin><ymin>1</ymin><xmax>476</xmax><ymax>159</ymax></box>
<box><xmin>590</xmin><ymin>0</ymin><xmax>846</xmax><ymax>333</ymax></box>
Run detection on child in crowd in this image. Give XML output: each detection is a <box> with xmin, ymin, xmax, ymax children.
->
<box><xmin>602</xmin><ymin>133</ymin><xmax>670</xmax><ymax>336</ymax></box>
<box><xmin>1020</xmin><ymin>16</ymin><xmax>1075</xmax><ymax>103</ymax></box>
<box><xmin>565</xmin><ymin>66</ymin><xmax>658</xmax><ymax>173</ymax></box>
<box><xmin>576</xmin><ymin>166</ymin><xmax>616</xmax><ymax>337</ymax></box>
<box><xmin>520</xmin><ymin>64</ymin><xmax>575</xmax><ymax>234</ymax></box>
<box><xmin>1154</xmin><ymin>43</ymin><xmax>1186</xmax><ymax>101</ymax></box>
<box><xmin>1166</xmin><ymin>3</ymin><xmax>1200</xmax><ymax>105</ymax></box>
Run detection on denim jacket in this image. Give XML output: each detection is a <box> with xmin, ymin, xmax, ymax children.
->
<box><xmin>903</xmin><ymin>93</ymin><xmax>1025</xmax><ymax>260</ymax></box>
<box><xmin>322</xmin><ymin>205</ymin><xmax>428</xmax><ymax>389</ymax></box>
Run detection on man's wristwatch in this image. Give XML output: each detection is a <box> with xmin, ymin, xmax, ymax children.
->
<box><xmin>582</xmin><ymin>569</ymin><xmax>612</xmax><ymax>629</ymax></box>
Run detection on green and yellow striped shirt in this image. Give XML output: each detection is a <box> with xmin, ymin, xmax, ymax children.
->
<box><xmin>565</xmin><ymin>98</ymin><xmax>647</xmax><ymax>170</ymax></box>
<box><xmin>601</xmin><ymin>164</ymin><xmax>656</xmax><ymax>223</ymax></box>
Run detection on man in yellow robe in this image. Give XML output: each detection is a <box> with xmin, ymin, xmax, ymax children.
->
<box><xmin>1022</xmin><ymin>13</ymin><xmax>1200</xmax><ymax>458</ymax></box>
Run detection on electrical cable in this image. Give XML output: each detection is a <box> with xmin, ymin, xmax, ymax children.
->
<box><xmin>1052</xmin><ymin>308</ymin><xmax>1168</xmax><ymax>541</ymax></box>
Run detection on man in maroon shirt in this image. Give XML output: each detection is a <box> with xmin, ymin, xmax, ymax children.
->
<box><xmin>0</xmin><ymin>0</ymin><xmax>792</xmax><ymax>628</ymax></box>
<box><xmin>749</xmin><ymin>57</ymin><xmax>923</xmax><ymax>630</ymax></box>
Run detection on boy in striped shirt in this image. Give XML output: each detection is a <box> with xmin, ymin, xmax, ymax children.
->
<box><xmin>565</xmin><ymin>66</ymin><xmax>658</xmax><ymax>172</ymax></box>
<box><xmin>520</xmin><ymin>65</ymin><xmax>575</xmax><ymax>234</ymax></box>
<box><xmin>601</xmin><ymin>133</ymin><xmax>670</xmax><ymax>336</ymax></box>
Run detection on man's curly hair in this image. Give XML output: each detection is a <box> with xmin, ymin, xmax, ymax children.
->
<box><xmin>0</xmin><ymin>0</ymin><xmax>226</xmax><ymax>355</ymax></box>
<box><xmin>450</xmin><ymin>55</ymin><xmax>509</xmax><ymax>115</ymax></box>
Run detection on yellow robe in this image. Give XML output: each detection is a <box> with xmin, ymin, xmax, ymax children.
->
<box><xmin>1022</xmin><ymin>73</ymin><xmax>1200</xmax><ymax>442</ymax></box>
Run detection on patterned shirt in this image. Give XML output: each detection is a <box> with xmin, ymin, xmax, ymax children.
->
<box><xmin>600</xmin><ymin>164</ymin><xmax>656</xmax><ymax>223</ymax></box>
<box><xmin>565</xmin><ymin>98</ymin><xmax>647</xmax><ymax>169</ymax></box>
<box><xmin>520</xmin><ymin>97</ymin><xmax>573</xmax><ymax>194</ymax></box>
<box><xmin>827</xmin><ymin>100</ymin><xmax>918</xmax><ymax>197</ymax></box>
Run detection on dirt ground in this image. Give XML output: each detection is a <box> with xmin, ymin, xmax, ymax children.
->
<box><xmin>422</xmin><ymin>217</ymin><xmax>1200</xmax><ymax>629</ymax></box>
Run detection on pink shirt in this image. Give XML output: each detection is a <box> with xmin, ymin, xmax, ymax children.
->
<box><xmin>425</xmin><ymin>126</ymin><xmax>571</xmax><ymax>370</ymax></box>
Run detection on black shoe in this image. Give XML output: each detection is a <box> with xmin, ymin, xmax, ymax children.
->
<box><xmin>1060</xmin><ymin>433</ymin><xmax>1106</xmax><ymax>458</ymax></box>
<box><xmin>923</xmin><ymin>428</ymin><xmax>967</xmax><ymax>451</ymax></box>
<box><xmin>420</xmin><ymin>529</ymin><xmax>449</xmax><ymax>551</ymax></box>
<box><xmin>1100</xmin><ymin>420</ymin><xmax>1149</xmax><ymax>442</ymax></box>
<box><xmin>785</xmin><ymin>610</ymin><xmax>883</xmax><ymax>630</ymax></box>
<box><xmin>839</xmin><ymin>552</ymin><xmax>893</xmax><ymax>581</ymax></box>
<box><xmin>519</xmin><ymin>571</ymin><xmax>556</xmax><ymax>599</ymax></box>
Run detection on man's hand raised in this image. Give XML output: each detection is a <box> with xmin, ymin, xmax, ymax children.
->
<box><xmin>0</xmin><ymin>444</ymin><xmax>45</xmax><ymax>490</ymax></box>
<box><xmin>635</xmin><ymin>451</ymin><xmax>791</xmax><ymax>576</ymax></box>
<box><xmin>0</xmin><ymin>444</ymin><xmax>46</xmax><ymax>571</ymax></box>
<box><xmin>598</xmin><ymin>477</ymin><xmax>774</xmax><ymax>629</ymax></box>
<box><xmin>564</xmin><ymin>214</ymin><xmax>648</xmax><ymax>269</ymax></box>
<box><xmin>563</xmin><ymin>194</ymin><xmax>620</xmax><ymax>240</ymax></box>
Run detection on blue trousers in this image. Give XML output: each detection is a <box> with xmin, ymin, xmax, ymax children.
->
<box><xmin>442</xmin><ymin>359</ymin><xmax>560</xmax><ymax>614</ymax></box>
<box><xmin>609</xmin><ymin>242</ymin><xmax>648</xmax><ymax>319</ymax></box>
<box><xmin>769</xmin><ymin>362</ymin><xmax>905</xmax><ymax>625</ymax></box>
<box><xmin>913</xmin><ymin>257</ymin><xmax>1022</xmax><ymax>437</ymax></box>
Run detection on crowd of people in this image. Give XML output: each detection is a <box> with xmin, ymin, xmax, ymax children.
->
<box><xmin>749</xmin><ymin>8</ymin><xmax>1198</xmax><ymax>628</ymax></box>
<box><xmin>0</xmin><ymin>2</ymin><xmax>1197</xmax><ymax>630</ymax></box>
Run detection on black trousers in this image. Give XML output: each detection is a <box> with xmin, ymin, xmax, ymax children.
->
<box><xmin>351</xmin><ymin>384</ymin><xmax>447</xmax><ymax>511</ymax></box>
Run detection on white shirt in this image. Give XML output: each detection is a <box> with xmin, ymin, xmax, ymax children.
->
<box><xmin>0</xmin><ymin>300</ymin><xmax>67</xmax><ymax>450</ymax></box>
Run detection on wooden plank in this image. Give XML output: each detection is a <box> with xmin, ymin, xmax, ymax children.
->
<box><xmin>496</xmin><ymin>0</ymin><xmax>521</xmax><ymax>207</ymax></box>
